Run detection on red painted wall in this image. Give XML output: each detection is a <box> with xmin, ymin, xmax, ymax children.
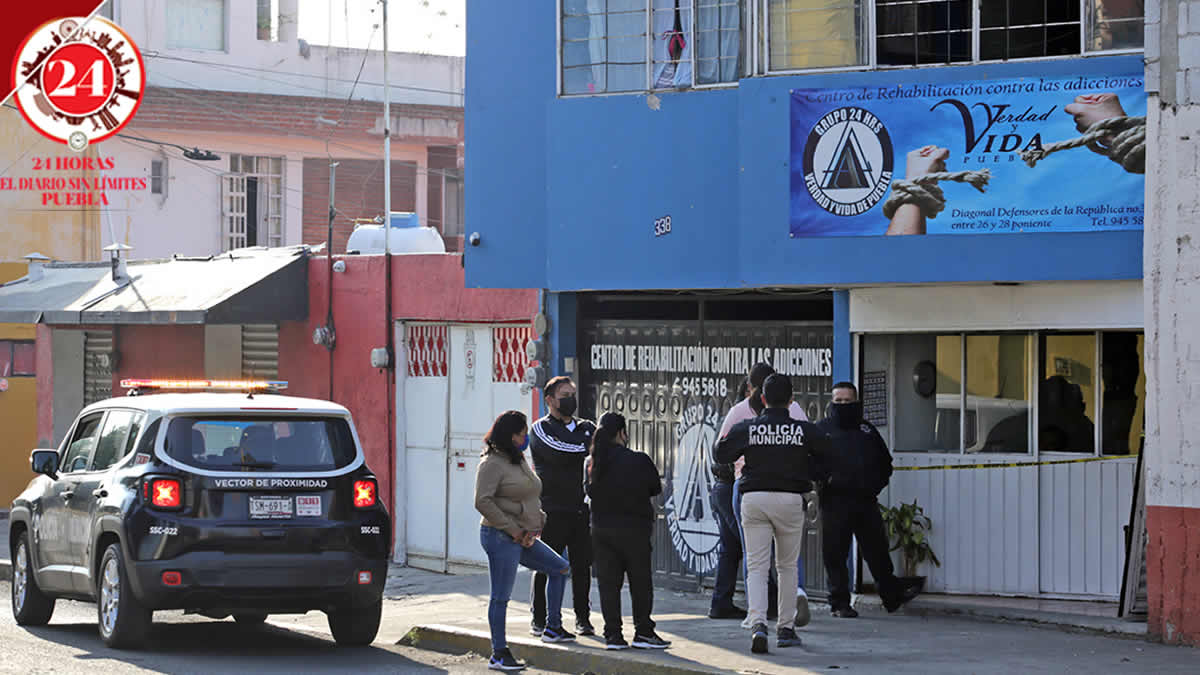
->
<box><xmin>1147</xmin><ymin>505</ymin><xmax>1200</xmax><ymax>645</ymax></box>
<box><xmin>389</xmin><ymin>254</ymin><xmax>536</xmax><ymax>322</ymax></box>
<box><xmin>110</xmin><ymin>325</ymin><xmax>207</xmax><ymax>389</ymax></box>
<box><xmin>279</xmin><ymin>253</ymin><xmax>538</xmax><ymax>523</ymax></box>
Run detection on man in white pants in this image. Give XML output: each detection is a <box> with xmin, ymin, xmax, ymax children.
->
<box><xmin>716</xmin><ymin>374</ymin><xmax>830</xmax><ymax>654</ymax></box>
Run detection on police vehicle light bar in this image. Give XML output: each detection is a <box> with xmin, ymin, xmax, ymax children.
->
<box><xmin>120</xmin><ymin>378</ymin><xmax>289</xmax><ymax>391</ymax></box>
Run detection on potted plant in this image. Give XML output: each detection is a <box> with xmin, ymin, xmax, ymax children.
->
<box><xmin>880</xmin><ymin>499</ymin><xmax>941</xmax><ymax>584</ymax></box>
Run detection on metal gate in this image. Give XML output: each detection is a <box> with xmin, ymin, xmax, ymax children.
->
<box><xmin>241</xmin><ymin>323</ymin><xmax>279</xmax><ymax>379</ymax></box>
<box><xmin>83</xmin><ymin>330</ymin><xmax>113</xmax><ymax>406</ymax></box>
<box><xmin>400</xmin><ymin>322</ymin><xmax>536</xmax><ymax>574</ymax></box>
<box><xmin>580</xmin><ymin>320</ymin><xmax>835</xmax><ymax>597</ymax></box>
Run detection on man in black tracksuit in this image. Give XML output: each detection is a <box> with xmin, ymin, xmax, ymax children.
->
<box><xmin>816</xmin><ymin>381</ymin><xmax>921</xmax><ymax>617</ymax></box>
<box><xmin>529</xmin><ymin>376</ymin><xmax>596</xmax><ymax>636</ymax></box>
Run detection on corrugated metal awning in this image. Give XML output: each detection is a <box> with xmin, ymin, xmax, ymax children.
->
<box><xmin>0</xmin><ymin>246</ymin><xmax>310</xmax><ymax>325</ymax></box>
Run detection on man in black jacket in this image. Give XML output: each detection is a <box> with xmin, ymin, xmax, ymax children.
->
<box><xmin>708</xmin><ymin>379</ymin><xmax>748</xmax><ymax>620</ymax></box>
<box><xmin>816</xmin><ymin>381</ymin><xmax>921</xmax><ymax>618</ymax></box>
<box><xmin>529</xmin><ymin>376</ymin><xmax>596</xmax><ymax>637</ymax></box>
<box><xmin>716</xmin><ymin>375</ymin><xmax>830</xmax><ymax>654</ymax></box>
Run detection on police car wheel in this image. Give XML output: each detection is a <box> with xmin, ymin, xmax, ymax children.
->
<box><xmin>11</xmin><ymin>532</ymin><xmax>56</xmax><ymax>626</ymax></box>
<box><xmin>97</xmin><ymin>543</ymin><xmax>152</xmax><ymax>649</ymax></box>
<box><xmin>327</xmin><ymin>599</ymin><xmax>382</xmax><ymax>646</ymax></box>
<box><xmin>234</xmin><ymin>613</ymin><xmax>269</xmax><ymax>626</ymax></box>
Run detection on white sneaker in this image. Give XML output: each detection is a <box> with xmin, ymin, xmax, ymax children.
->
<box><xmin>794</xmin><ymin>592</ymin><xmax>811</xmax><ymax>628</ymax></box>
<box><xmin>740</xmin><ymin>615</ymin><xmax>753</xmax><ymax>630</ymax></box>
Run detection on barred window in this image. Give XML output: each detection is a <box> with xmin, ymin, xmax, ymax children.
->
<box><xmin>562</xmin><ymin>0</ymin><xmax>650</xmax><ymax>94</ymax></box>
<box><xmin>876</xmin><ymin>0</ymin><xmax>971</xmax><ymax>66</ymax></box>
<box><xmin>695</xmin><ymin>0</ymin><xmax>746</xmax><ymax>84</ymax></box>
<box><xmin>560</xmin><ymin>1</ymin><xmax>1143</xmax><ymax>90</ymax></box>
<box><xmin>768</xmin><ymin>0</ymin><xmax>867</xmax><ymax>71</ymax></box>
<box><xmin>561</xmin><ymin>0</ymin><xmax>744</xmax><ymax>94</ymax></box>
<box><xmin>979</xmin><ymin>1</ymin><xmax>1080</xmax><ymax>61</ymax></box>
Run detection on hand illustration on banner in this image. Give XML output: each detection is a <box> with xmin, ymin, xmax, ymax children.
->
<box><xmin>1022</xmin><ymin>93</ymin><xmax>1145</xmax><ymax>174</ymax></box>
<box><xmin>884</xmin><ymin>146</ymin><xmax>948</xmax><ymax>236</ymax></box>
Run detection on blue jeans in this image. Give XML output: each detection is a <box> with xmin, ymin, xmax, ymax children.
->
<box><xmin>734</xmin><ymin>480</ymin><xmax>804</xmax><ymax>596</ymax></box>
<box><xmin>709</xmin><ymin>481</ymin><xmax>742</xmax><ymax>611</ymax></box>
<box><xmin>480</xmin><ymin>525</ymin><xmax>570</xmax><ymax>653</ymax></box>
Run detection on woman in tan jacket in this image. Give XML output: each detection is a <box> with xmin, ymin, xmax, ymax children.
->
<box><xmin>475</xmin><ymin>410</ymin><xmax>572</xmax><ymax>671</ymax></box>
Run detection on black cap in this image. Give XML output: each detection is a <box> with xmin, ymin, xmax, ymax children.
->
<box><xmin>762</xmin><ymin>373</ymin><xmax>793</xmax><ymax>407</ymax></box>
<box><xmin>749</xmin><ymin>362</ymin><xmax>775</xmax><ymax>389</ymax></box>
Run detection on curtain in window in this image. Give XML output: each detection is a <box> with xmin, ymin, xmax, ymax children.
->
<box><xmin>562</xmin><ymin>0</ymin><xmax>611</xmax><ymax>94</ymax></box>
<box><xmin>696</xmin><ymin>0</ymin><xmax>743</xmax><ymax>84</ymax></box>
<box><xmin>653</xmin><ymin>0</ymin><xmax>694</xmax><ymax>88</ymax></box>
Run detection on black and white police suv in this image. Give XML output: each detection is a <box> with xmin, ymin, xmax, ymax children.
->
<box><xmin>8</xmin><ymin>378</ymin><xmax>391</xmax><ymax>649</ymax></box>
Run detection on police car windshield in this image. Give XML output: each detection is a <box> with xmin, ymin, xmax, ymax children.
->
<box><xmin>164</xmin><ymin>416</ymin><xmax>357</xmax><ymax>472</ymax></box>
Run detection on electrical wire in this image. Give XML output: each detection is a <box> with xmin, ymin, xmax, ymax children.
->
<box><xmin>116</xmin><ymin>133</ymin><xmax>456</xmax><ymax>232</ymax></box>
<box><xmin>146</xmin><ymin>73</ymin><xmax>463</xmax><ymax>180</ymax></box>
<box><xmin>117</xmin><ymin>134</ymin><xmax>372</xmax><ymax>222</ymax></box>
<box><xmin>1</xmin><ymin>102</ymin><xmax>459</xmax><ymax>181</ymax></box>
<box><xmin>141</xmin><ymin>52</ymin><xmax>464</xmax><ymax>99</ymax></box>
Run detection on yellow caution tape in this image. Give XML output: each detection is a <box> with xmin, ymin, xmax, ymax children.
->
<box><xmin>893</xmin><ymin>455</ymin><xmax>1131</xmax><ymax>472</ymax></box>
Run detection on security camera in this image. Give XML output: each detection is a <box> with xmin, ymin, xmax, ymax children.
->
<box><xmin>469</xmin><ymin>232</ymin><xmax>481</xmax><ymax>247</ymax></box>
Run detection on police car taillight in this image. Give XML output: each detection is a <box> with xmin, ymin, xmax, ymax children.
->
<box><xmin>353</xmin><ymin>480</ymin><xmax>377</xmax><ymax>509</ymax></box>
<box><xmin>148</xmin><ymin>478</ymin><xmax>182</xmax><ymax>509</ymax></box>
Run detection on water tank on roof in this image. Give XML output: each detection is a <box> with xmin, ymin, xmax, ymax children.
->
<box><xmin>346</xmin><ymin>212</ymin><xmax>446</xmax><ymax>254</ymax></box>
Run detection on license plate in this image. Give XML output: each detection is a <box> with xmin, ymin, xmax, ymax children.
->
<box><xmin>249</xmin><ymin>496</ymin><xmax>293</xmax><ymax>519</ymax></box>
<box><xmin>296</xmin><ymin>495</ymin><xmax>321</xmax><ymax>517</ymax></box>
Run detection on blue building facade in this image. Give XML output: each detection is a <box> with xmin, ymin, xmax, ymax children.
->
<box><xmin>466</xmin><ymin>1</ymin><xmax>1148</xmax><ymax>600</ymax></box>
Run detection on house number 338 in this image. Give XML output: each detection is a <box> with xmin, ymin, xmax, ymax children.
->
<box><xmin>654</xmin><ymin>215</ymin><xmax>672</xmax><ymax>237</ymax></box>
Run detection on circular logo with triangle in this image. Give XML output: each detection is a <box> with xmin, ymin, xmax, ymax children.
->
<box><xmin>802</xmin><ymin>106</ymin><xmax>894</xmax><ymax>217</ymax></box>
<box><xmin>664</xmin><ymin>402</ymin><xmax>721</xmax><ymax>575</ymax></box>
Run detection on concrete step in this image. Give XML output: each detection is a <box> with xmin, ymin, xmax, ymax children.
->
<box><xmin>398</xmin><ymin>623</ymin><xmax>725</xmax><ymax>675</ymax></box>
<box><xmin>855</xmin><ymin>593</ymin><xmax>1148</xmax><ymax>638</ymax></box>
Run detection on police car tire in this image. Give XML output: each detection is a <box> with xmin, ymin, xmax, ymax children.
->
<box><xmin>12</xmin><ymin>532</ymin><xmax>56</xmax><ymax>626</ymax></box>
<box><xmin>97</xmin><ymin>543</ymin><xmax>152</xmax><ymax>649</ymax></box>
<box><xmin>234</xmin><ymin>613</ymin><xmax>269</xmax><ymax>625</ymax></box>
<box><xmin>327</xmin><ymin>599</ymin><xmax>382</xmax><ymax>646</ymax></box>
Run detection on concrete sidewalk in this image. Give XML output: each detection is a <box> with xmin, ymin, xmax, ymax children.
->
<box><xmin>266</xmin><ymin>566</ymin><xmax>1193</xmax><ymax>675</ymax></box>
<box><xmin>0</xmin><ymin>544</ymin><xmax>1191</xmax><ymax>672</ymax></box>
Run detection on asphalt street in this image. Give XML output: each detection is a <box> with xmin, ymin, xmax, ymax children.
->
<box><xmin>0</xmin><ymin>581</ymin><xmax>557</xmax><ymax>675</ymax></box>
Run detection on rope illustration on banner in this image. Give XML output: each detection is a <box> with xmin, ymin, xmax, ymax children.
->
<box><xmin>881</xmin><ymin>168</ymin><xmax>992</xmax><ymax>220</ymax></box>
<box><xmin>1019</xmin><ymin>115</ymin><xmax>1147</xmax><ymax>174</ymax></box>
<box><xmin>893</xmin><ymin>454</ymin><xmax>1127</xmax><ymax>472</ymax></box>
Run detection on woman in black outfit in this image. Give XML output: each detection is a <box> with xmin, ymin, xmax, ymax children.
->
<box><xmin>585</xmin><ymin>412</ymin><xmax>672</xmax><ymax>651</ymax></box>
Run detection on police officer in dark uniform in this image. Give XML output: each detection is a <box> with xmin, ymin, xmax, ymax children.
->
<box><xmin>716</xmin><ymin>374</ymin><xmax>829</xmax><ymax>654</ymax></box>
<box><xmin>816</xmin><ymin>381</ymin><xmax>921</xmax><ymax>618</ymax></box>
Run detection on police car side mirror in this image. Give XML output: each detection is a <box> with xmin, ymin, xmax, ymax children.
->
<box><xmin>31</xmin><ymin>449</ymin><xmax>59</xmax><ymax>480</ymax></box>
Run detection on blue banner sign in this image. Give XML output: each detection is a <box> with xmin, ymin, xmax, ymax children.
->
<box><xmin>789</xmin><ymin>74</ymin><xmax>1146</xmax><ymax>237</ymax></box>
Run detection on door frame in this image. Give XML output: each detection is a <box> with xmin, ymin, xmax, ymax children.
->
<box><xmin>394</xmin><ymin>320</ymin><xmax>536</xmax><ymax>571</ymax></box>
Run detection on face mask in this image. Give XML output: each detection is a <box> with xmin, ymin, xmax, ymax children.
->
<box><xmin>832</xmin><ymin>401</ymin><xmax>863</xmax><ymax>429</ymax></box>
<box><xmin>557</xmin><ymin>395</ymin><xmax>578</xmax><ymax>417</ymax></box>
<box><xmin>517</xmin><ymin>435</ymin><xmax>529</xmax><ymax>452</ymax></box>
